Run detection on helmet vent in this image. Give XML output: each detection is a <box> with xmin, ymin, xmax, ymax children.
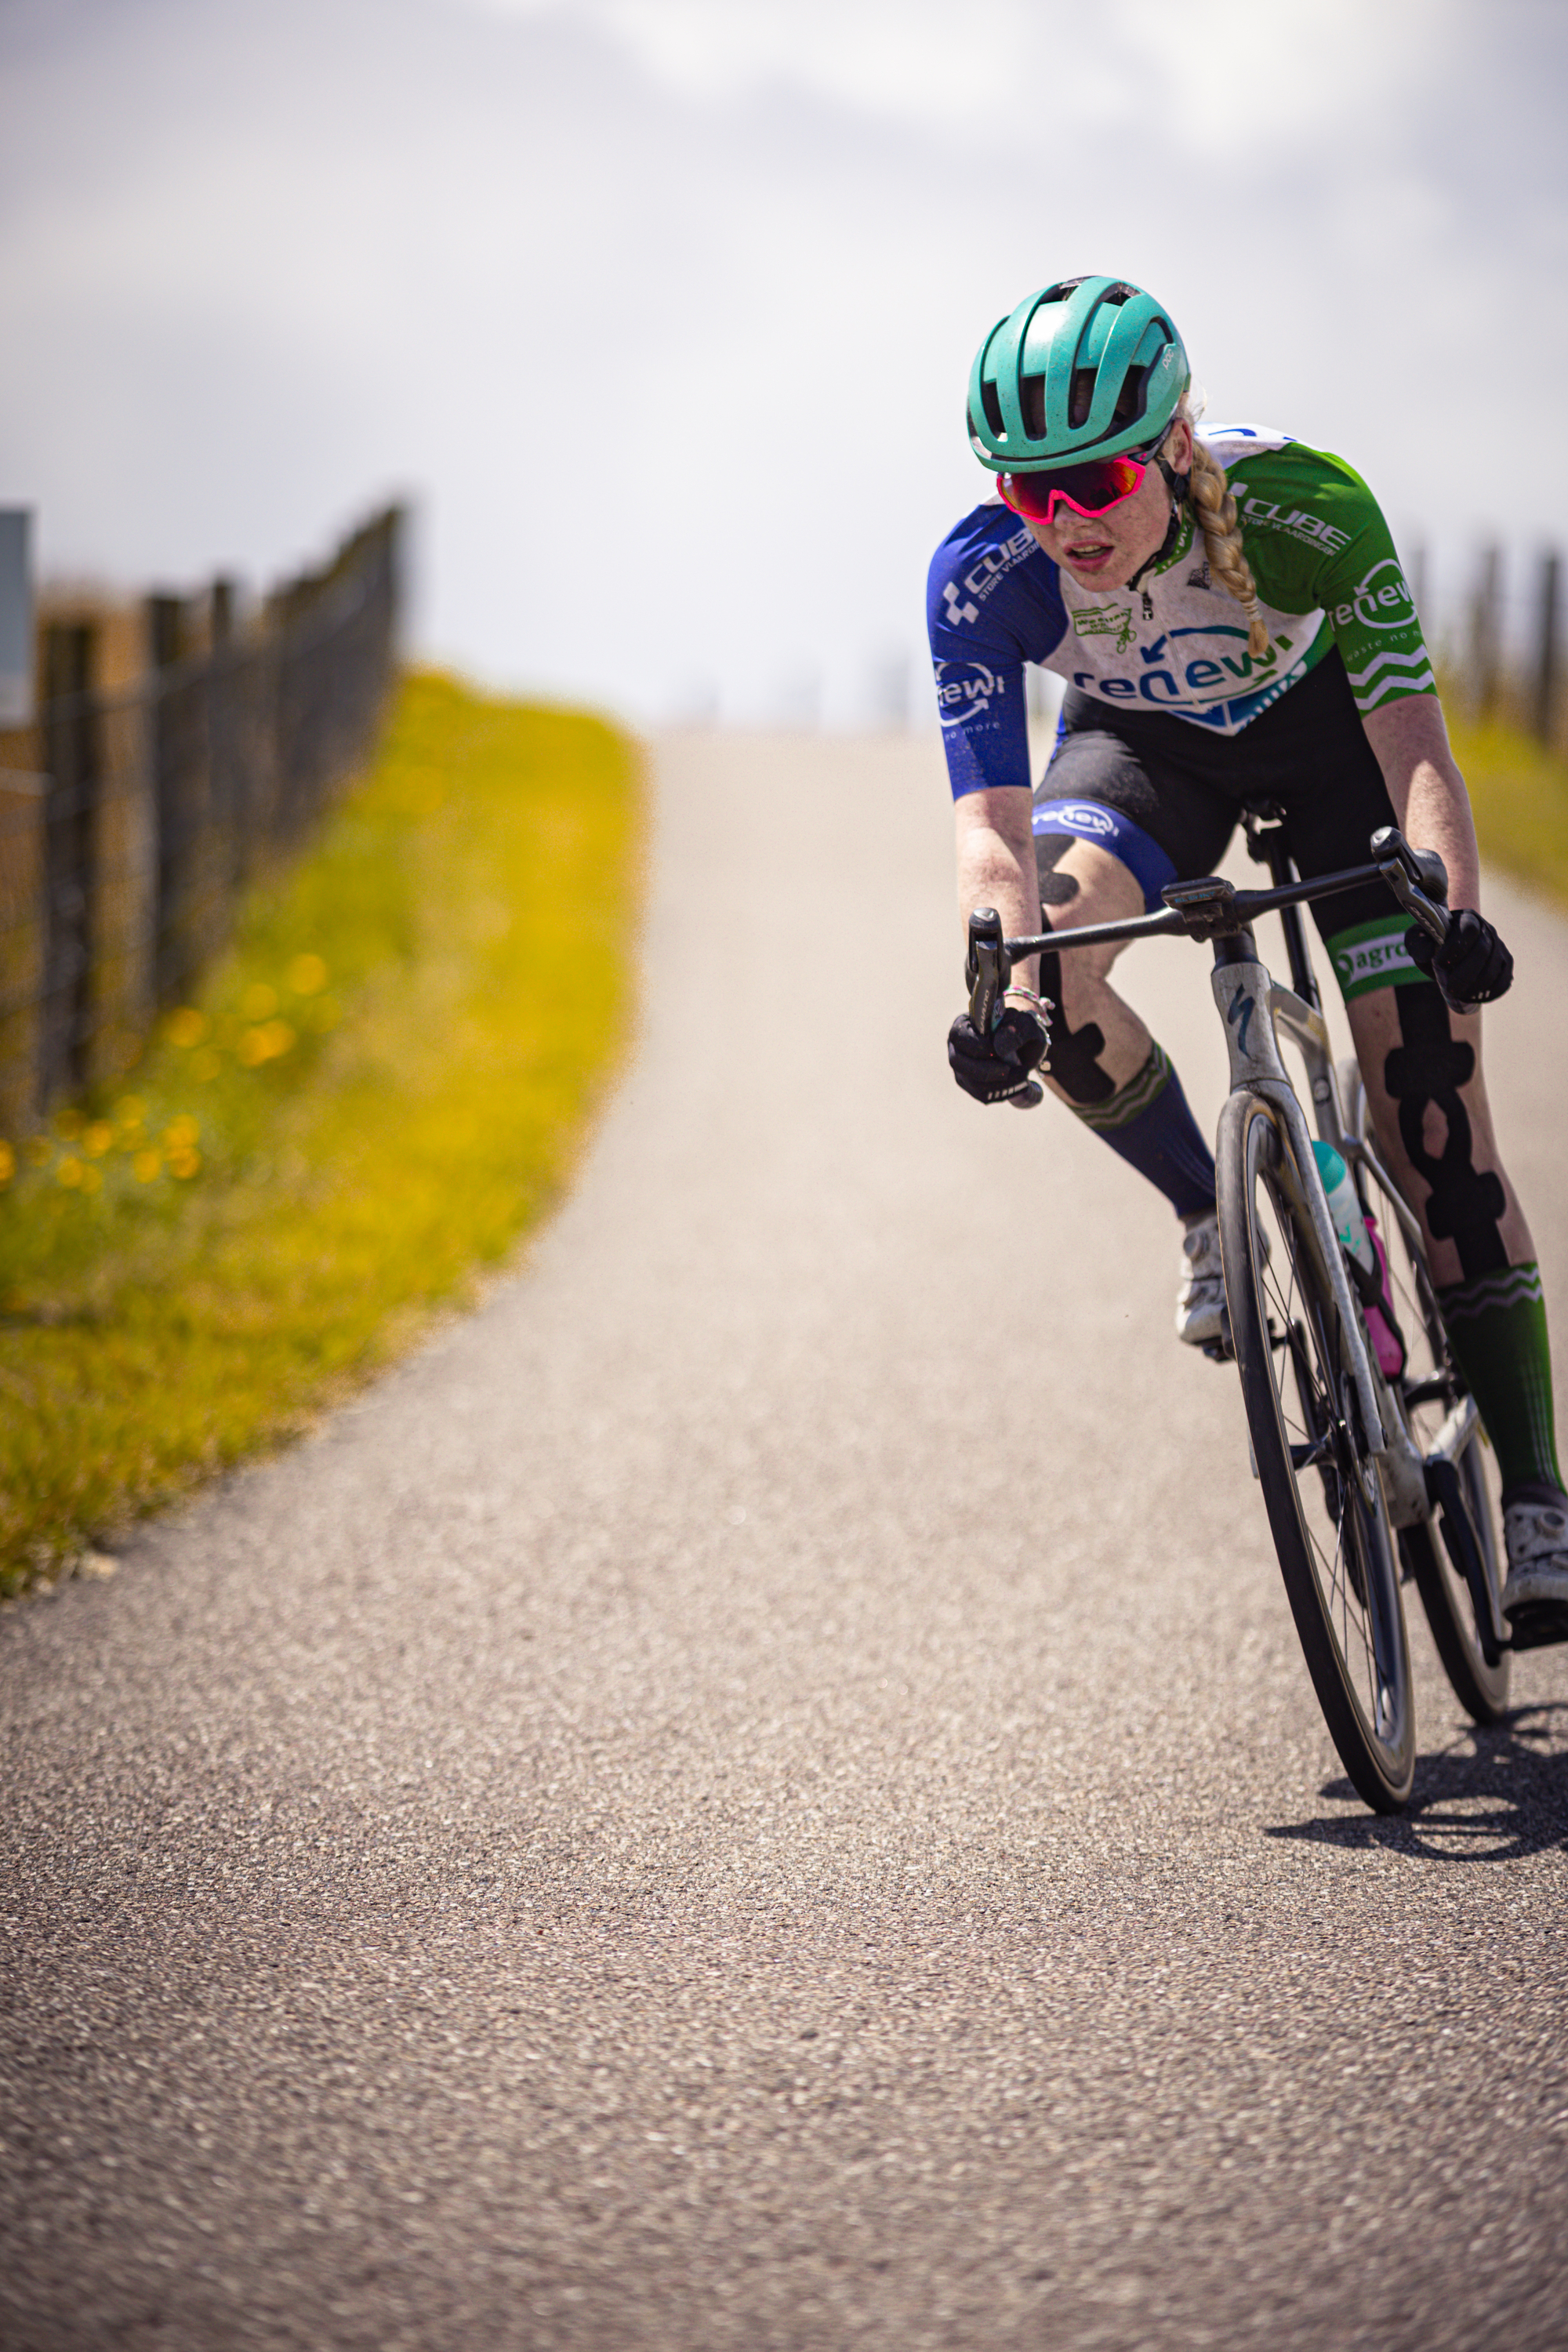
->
<box><xmin>1021</xmin><ymin>375</ymin><xmax>1046</xmax><ymax>438</ymax></box>
<box><xmin>1112</xmin><ymin>367</ymin><xmax>1145</xmax><ymax>428</ymax></box>
<box><xmin>1069</xmin><ymin>368</ymin><xmax>1095</xmax><ymax>430</ymax></box>
<box><xmin>978</xmin><ymin>378</ymin><xmax>1006</xmax><ymax>438</ymax></box>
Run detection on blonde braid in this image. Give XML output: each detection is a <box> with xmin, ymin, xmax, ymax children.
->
<box><xmin>1186</xmin><ymin>432</ymin><xmax>1269</xmax><ymax>659</ymax></box>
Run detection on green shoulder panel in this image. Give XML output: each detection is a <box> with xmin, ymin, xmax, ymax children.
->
<box><xmin>1218</xmin><ymin>438</ymin><xmax>1436</xmax><ymax>716</ymax></box>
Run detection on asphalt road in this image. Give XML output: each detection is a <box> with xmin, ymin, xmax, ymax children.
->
<box><xmin>5</xmin><ymin>730</ymin><xmax>1568</xmax><ymax>2352</ymax></box>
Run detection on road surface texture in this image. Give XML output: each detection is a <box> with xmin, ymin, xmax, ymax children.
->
<box><xmin>5</xmin><ymin>731</ymin><xmax>1568</xmax><ymax>2352</ymax></box>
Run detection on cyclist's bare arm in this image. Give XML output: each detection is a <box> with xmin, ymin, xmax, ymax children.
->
<box><xmin>954</xmin><ymin>787</ymin><xmax>1154</xmax><ymax>1096</ymax></box>
<box><xmin>954</xmin><ymin>788</ymin><xmax>1041</xmax><ymax>996</ymax></box>
<box><xmin>1361</xmin><ymin>697</ymin><xmax>1482</xmax><ymax>915</ymax></box>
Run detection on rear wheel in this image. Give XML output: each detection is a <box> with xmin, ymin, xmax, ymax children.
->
<box><xmin>1218</xmin><ymin>1092</ymin><xmax>1415</xmax><ymax>1811</ymax></box>
<box><xmin>1338</xmin><ymin>1059</ymin><xmax>1509</xmax><ymax>1722</ymax></box>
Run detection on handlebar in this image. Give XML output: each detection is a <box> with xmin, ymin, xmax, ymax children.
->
<box><xmin>966</xmin><ymin>826</ymin><xmax>1455</xmax><ymax>1033</ymax></box>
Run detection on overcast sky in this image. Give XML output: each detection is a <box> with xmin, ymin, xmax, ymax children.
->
<box><xmin>2</xmin><ymin>0</ymin><xmax>1565</xmax><ymax>726</ymax></box>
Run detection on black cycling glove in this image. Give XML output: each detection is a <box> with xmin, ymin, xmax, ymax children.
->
<box><xmin>948</xmin><ymin>1006</ymin><xmax>1049</xmax><ymax>1104</ymax></box>
<box><xmin>1405</xmin><ymin>908</ymin><xmax>1514</xmax><ymax>1008</ymax></box>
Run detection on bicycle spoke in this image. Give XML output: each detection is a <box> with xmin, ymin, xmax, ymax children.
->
<box><xmin>1221</xmin><ymin>1089</ymin><xmax>1414</xmax><ymax>1808</ymax></box>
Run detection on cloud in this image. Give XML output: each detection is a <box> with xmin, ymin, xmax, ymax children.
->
<box><xmin>1</xmin><ymin>0</ymin><xmax>1564</xmax><ymax>721</ymax></box>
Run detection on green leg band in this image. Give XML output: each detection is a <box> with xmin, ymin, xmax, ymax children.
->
<box><xmin>1072</xmin><ymin>1041</ymin><xmax>1172</xmax><ymax>1134</ymax></box>
<box><xmin>1437</xmin><ymin>1261</ymin><xmax>1564</xmax><ymax>1497</ymax></box>
<box><xmin>1064</xmin><ymin>1043</ymin><xmax>1216</xmax><ymax>1223</ymax></box>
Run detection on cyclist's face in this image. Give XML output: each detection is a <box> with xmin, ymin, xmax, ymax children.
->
<box><xmin>1022</xmin><ymin>417</ymin><xmax>1194</xmax><ymax>590</ymax></box>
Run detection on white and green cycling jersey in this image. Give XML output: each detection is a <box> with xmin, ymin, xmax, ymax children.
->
<box><xmin>1059</xmin><ymin>426</ymin><xmax>1432</xmax><ymax>728</ymax></box>
<box><xmin>927</xmin><ymin>424</ymin><xmax>1436</xmax><ymax>788</ymax></box>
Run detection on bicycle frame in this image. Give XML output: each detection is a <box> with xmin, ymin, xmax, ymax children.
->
<box><xmin>967</xmin><ymin>827</ymin><xmax>1507</xmax><ymax>1653</ymax></box>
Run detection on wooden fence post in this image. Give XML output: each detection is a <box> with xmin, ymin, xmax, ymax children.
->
<box><xmin>147</xmin><ymin>591</ymin><xmax>219</xmax><ymax>1006</ymax></box>
<box><xmin>0</xmin><ymin>767</ymin><xmax>45</xmax><ymax>1138</ymax></box>
<box><xmin>39</xmin><ymin>622</ymin><xmax>99</xmax><ymax>1107</ymax></box>
<box><xmin>1533</xmin><ymin>550</ymin><xmax>1560</xmax><ymax>750</ymax></box>
<box><xmin>91</xmin><ymin>666</ymin><xmax>156</xmax><ymax>1090</ymax></box>
<box><xmin>1467</xmin><ymin>545</ymin><xmax>1503</xmax><ymax>722</ymax></box>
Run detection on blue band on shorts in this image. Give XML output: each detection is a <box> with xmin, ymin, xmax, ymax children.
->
<box><xmin>1031</xmin><ymin>797</ymin><xmax>1179</xmax><ymax>914</ymax></box>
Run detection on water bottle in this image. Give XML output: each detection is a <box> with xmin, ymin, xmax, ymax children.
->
<box><xmin>1311</xmin><ymin>1141</ymin><xmax>1375</xmax><ymax>1279</ymax></box>
<box><xmin>1312</xmin><ymin>1140</ymin><xmax>1404</xmax><ymax>1377</ymax></box>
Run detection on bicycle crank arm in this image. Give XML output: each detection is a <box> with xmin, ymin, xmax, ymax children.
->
<box><xmin>1425</xmin><ymin>1448</ymin><xmax>1509</xmax><ymax>1664</ymax></box>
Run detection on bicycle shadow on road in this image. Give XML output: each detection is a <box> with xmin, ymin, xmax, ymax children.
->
<box><xmin>1262</xmin><ymin>1703</ymin><xmax>1568</xmax><ymax>1860</ymax></box>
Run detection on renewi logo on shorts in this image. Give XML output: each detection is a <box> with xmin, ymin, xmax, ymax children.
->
<box><xmin>1040</xmin><ymin>802</ymin><xmax>1116</xmax><ymax>837</ymax></box>
<box><xmin>1327</xmin><ymin>916</ymin><xmax>1422</xmax><ymax>1002</ymax></box>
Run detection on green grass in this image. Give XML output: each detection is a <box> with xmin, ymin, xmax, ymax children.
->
<box><xmin>0</xmin><ymin>673</ymin><xmax>643</xmax><ymax>1593</ymax></box>
<box><xmin>1448</xmin><ymin>706</ymin><xmax>1568</xmax><ymax>903</ymax></box>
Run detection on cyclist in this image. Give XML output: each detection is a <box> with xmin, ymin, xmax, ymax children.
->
<box><xmin>931</xmin><ymin>274</ymin><xmax>1568</xmax><ymax>1650</ymax></box>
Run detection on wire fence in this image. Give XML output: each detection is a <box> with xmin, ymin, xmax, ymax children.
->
<box><xmin>1410</xmin><ymin>541</ymin><xmax>1563</xmax><ymax>748</ymax></box>
<box><xmin>0</xmin><ymin>506</ymin><xmax>401</xmax><ymax>1138</ymax></box>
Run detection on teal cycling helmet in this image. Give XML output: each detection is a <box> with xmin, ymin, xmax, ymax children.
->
<box><xmin>967</xmin><ymin>275</ymin><xmax>1189</xmax><ymax>473</ymax></box>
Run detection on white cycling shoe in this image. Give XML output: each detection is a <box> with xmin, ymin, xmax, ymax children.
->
<box><xmin>1501</xmin><ymin>1497</ymin><xmax>1568</xmax><ymax>1650</ymax></box>
<box><xmin>1176</xmin><ymin>1210</ymin><xmax>1226</xmax><ymax>1347</ymax></box>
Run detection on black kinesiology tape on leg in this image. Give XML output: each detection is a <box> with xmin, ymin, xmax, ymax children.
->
<box><xmin>1383</xmin><ymin>982</ymin><xmax>1507</xmax><ymax>1279</ymax></box>
<box><xmin>1037</xmin><ymin>949</ymin><xmax>1115</xmax><ymax>1106</ymax></box>
<box><xmin>1034</xmin><ymin>829</ymin><xmax>1081</xmax><ymax>910</ymax></box>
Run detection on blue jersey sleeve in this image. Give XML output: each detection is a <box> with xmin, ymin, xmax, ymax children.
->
<box><xmin>927</xmin><ymin>504</ymin><xmax>1068</xmax><ymax>799</ymax></box>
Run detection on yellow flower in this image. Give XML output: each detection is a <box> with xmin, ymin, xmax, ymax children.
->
<box><xmin>84</xmin><ymin>1121</ymin><xmax>114</xmax><ymax>1156</ymax></box>
<box><xmin>163</xmin><ymin>1115</ymin><xmax>199</xmax><ymax>1149</ymax></box>
<box><xmin>114</xmin><ymin>1094</ymin><xmax>147</xmax><ymax>1130</ymax></box>
<box><xmin>241</xmin><ymin>982</ymin><xmax>279</xmax><ymax>1021</ymax></box>
<box><xmin>165</xmin><ymin>1007</ymin><xmax>209</xmax><ymax>1048</ymax></box>
<box><xmin>56</xmin><ymin>1156</ymin><xmax>84</xmax><ymax>1188</ymax></box>
<box><xmin>133</xmin><ymin>1149</ymin><xmax>162</xmax><ymax>1182</ymax></box>
<box><xmin>239</xmin><ymin>1019</ymin><xmax>296</xmax><ymax>1065</ymax></box>
<box><xmin>0</xmin><ymin>1141</ymin><xmax>13</xmax><ymax>1184</ymax></box>
<box><xmin>167</xmin><ymin>1145</ymin><xmax>201</xmax><ymax>1180</ymax></box>
<box><xmin>287</xmin><ymin>953</ymin><xmax>328</xmax><ymax>996</ymax></box>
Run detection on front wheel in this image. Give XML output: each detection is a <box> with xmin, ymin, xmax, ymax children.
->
<box><xmin>1218</xmin><ymin>1092</ymin><xmax>1416</xmax><ymax>1811</ymax></box>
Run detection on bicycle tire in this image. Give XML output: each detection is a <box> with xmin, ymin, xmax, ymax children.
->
<box><xmin>1337</xmin><ymin>1060</ymin><xmax>1509</xmax><ymax>1722</ymax></box>
<box><xmin>1218</xmin><ymin>1091</ymin><xmax>1416</xmax><ymax>1811</ymax></box>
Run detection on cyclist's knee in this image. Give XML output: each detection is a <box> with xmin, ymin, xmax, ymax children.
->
<box><xmin>1036</xmin><ymin>891</ymin><xmax>1149</xmax><ymax>1108</ymax></box>
<box><xmin>1037</xmin><ymin>947</ymin><xmax>1116</xmax><ymax>1105</ymax></box>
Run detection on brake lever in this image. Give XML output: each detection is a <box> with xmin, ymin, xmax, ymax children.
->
<box><xmin>967</xmin><ymin>906</ymin><xmax>1007</xmax><ymax>1034</ymax></box>
<box><xmin>966</xmin><ymin>907</ymin><xmax>1043</xmax><ymax>1108</ymax></box>
<box><xmin>1374</xmin><ymin>853</ymin><xmax>1481</xmax><ymax>1018</ymax></box>
<box><xmin>1377</xmin><ymin>857</ymin><xmax>1448</xmax><ymax>943</ymax></box>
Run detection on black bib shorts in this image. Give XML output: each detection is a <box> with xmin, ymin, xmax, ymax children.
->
<box><xmin>1034</xmin><ymin>648</ymin><xmax>1399</xmax><ymax>944</ymax></box>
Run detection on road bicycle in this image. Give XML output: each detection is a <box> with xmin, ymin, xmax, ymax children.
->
<box><xmin>968</xmin><ymin>817</ymin><xmax>1509</xmax><ymax>1813</ymax></box>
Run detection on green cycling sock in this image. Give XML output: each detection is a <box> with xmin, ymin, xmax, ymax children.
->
<box><xmin>1436</xmin><ymin>1261</ymin><xmax>1563</xmax><ymax>1501</ymax></box>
